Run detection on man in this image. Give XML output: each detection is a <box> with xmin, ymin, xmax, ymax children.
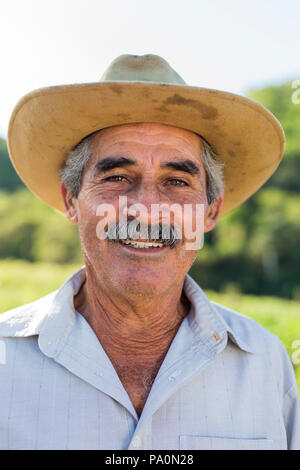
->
<box><xmin>0</xmin><ymin>54</ymin><xmax>299</xmax><ymax>450</ymax></box>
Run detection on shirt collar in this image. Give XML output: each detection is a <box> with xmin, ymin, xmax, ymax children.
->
<box><xmin>0</xmin><ymin>266</ymin><xmax>254</xmax><ymax>355</ymax></box>
<box><xmin>183</xmin><ymin>274</ymin><xmax>254</xmax><ymax>354</ymax></box>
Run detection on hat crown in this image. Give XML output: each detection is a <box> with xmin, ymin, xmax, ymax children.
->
<box><xmin>100</xmin><ymin>54</ymin><xmax>186</xmax><ymax>85</ymax></box>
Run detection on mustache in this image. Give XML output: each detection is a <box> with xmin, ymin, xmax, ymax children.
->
<box><xmin>105</xmin><ymin>219</ymin><xmax>181</xmax><ymax>248</ymax></box>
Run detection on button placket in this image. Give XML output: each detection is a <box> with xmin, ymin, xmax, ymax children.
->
<box><xmin>131</xmin><ymin>435</ymin><xmax>142</xmax><ymax>449</ymax></box>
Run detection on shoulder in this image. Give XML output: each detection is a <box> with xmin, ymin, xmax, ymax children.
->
<box><xmin>0</xmin><ymin>266</ymin><xmax>85</xmax><ymax>338</ymax></box>
<box><xmin>0</xmin><ymin>292</ymin><xmax>59</xmax><ymax>381</ymax></box>
<box><xmin>211</xmin><ymin>300</ymin><xmax>296</xmax><ymax>395</ymax></box>
<box><xmin>185</xmin><ymin>273</ymin><xmax>289</xmax><ymax>359</ymax></box>
<box><xmin>212</xmin><ymin>300</ymin><xmax>279</xmax><ymax>349</ymax></box>
<box><xmin>0</xmin><ymin>291</ymin><xmax>57</xmax><ymax>337</ymax></box>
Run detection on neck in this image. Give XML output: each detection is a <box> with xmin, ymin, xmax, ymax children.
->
<box><xmin>74</xmin><ymin>265</ymin><xmax>190</xmax><ymax>357</ymax></box>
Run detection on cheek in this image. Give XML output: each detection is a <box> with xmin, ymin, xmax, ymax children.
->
<box><xmin>77</xmin><ymin>192</ymin><xmax>122</xmax><ymax>249</ymax></box>
<box><xmin>76</xmin><ymin>195</ymin><xmax>102</xmax><ymax>250</ymax></box>
<box><xmin>77</xmin><ymin>189</ymin><xmax>115</xmax><ymax>223</ymax></box>
<box><xmin>77</xmin><ymin>210</ymin><xmax>97</xmax><ymax>257</ymax></box>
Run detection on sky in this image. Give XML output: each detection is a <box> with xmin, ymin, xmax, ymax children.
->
<box><xmin>0</xmin><ymin>0</ymin><xmax>299</xmax><ymax>137</ymax></box>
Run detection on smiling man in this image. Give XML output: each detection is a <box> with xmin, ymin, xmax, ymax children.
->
<box><xmin>0</xmin><ymin>54</ymin><xmax>299</xmax><ymax>450</ymax></box>
<box><xmin>61</xmin><ymin>122</ymin><xmax>222</xmax><ymax>418</ymax></box>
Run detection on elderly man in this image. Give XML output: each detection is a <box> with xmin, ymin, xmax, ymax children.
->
<box><xmin>0</xmin><ymin>55</ymin><xmax>299</xmax><ymax>450</ymax></box>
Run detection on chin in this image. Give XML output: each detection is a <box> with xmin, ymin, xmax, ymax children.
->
<box><xmin>120</xmin><ymin>281</ymin><xmax>169</xmax><ymax>297</ymax></box>
<box><xmin>110</xmin><ymin>267</ymin><xmax>174</xmax><ymax>297</ymax></box>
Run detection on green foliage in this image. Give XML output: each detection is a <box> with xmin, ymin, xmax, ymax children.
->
<box><xmin>0</xmin><ymin>189</ymin><xmax>83</xmax><ymax>263</ymax></box>
<box><xmin>190</xmin><ymin>188</ymin><xmax>300</xmax><ymax>298</ymax></box>
<box><xmin>248</xmin><ymin>81</ymin><xmax>300</xmax><ymax>158</ymax></box>
<box><xmin>247</xmin><ymin>82</ymin><xmax>300</xmax><ymax>193</ymax></box>
<box><xmin>0</xmin><ymin>138</ymin><xmax>24</xmax><ymax>192</ymax></box>
<box><xmin>0</xmin><ymin>260</ymin><xmax>80</xmax><ymax>313</ymax></box>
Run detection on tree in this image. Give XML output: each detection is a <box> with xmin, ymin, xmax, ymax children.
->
<box><xmin>0</xmin><ymin>138</ymin><xmax>24</xmax><ymax>192</ymax></box>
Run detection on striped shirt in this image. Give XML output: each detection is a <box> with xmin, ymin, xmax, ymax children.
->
<box><xmin>0</xmin><ymin>267</ymin><xmax>299</xmax><ymax>450</ymax></box>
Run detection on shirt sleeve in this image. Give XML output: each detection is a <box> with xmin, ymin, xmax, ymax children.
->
<box><xmin>283</xmin><ymin>384</ymin><xmax>300</xmax><ymax>450</ymax></box>
<box><xmin>275</xmin><ymin>338</ymin><xmax>300</xmax><ymax>450</ymax></box>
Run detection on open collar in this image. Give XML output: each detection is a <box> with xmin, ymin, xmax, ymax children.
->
<box><xmin>0</xmin><ymin>266</ymin><xmax>255</xmax><ymax>424</ymax></box>
<box><xmin>0</xmin><ymin>266</ymin><xmax>254</xmax><ymax>355</ymax></box>
<box><xmin>183</xmin><ymin>274</ymin><xmax>255</xmax><ymax>354</ymax></box>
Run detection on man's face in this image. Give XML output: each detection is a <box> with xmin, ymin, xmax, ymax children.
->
<box><xmin>63</xmin><ymin>123</ymin><xmax>223</xmax><ymax>295</ymax></box>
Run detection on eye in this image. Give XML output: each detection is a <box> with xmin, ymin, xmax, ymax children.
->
<box><xmin>167</xmin><ymin>178</ymin><xmax>189</xmax><ymax>187</ymax></box>
<box><xmin>104</xmin><ymin>175</ymin><xmax>128</xmax><ymax>182</ymax></box>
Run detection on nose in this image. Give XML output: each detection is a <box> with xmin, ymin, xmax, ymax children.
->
<box><xmin>124</xmin><ymin>179</ymin><xmax>166</xmax><ymax>226</ymax></box>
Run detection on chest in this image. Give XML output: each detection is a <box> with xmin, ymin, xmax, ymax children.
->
<box><xmin>0</xmin><ymin>339</ymin><xmax>288</xmax><ymax>449</ymax></box>
<box><xmin>114</xmin><ymin>361</ymin><xmax>163</xmax><ymax>416</ymax></box>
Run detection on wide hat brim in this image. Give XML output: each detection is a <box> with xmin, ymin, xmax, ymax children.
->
<box><xmin>7</xmin><ymin>80</ymin><xmax>285</xmax><ymax>217</ymax></box>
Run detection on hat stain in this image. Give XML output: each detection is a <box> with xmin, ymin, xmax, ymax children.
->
<box><xmin>154</xmin><ymin>105</ymin><xmax>170</xmax><ymax>113</ymax></box>
<box><xmin>116</xmin><ymin>113</ymin><xmax>130</xmax><ymax>120</ymax></box>
<box><xmin>109</xmin><ymin>84</ymin><xmax>123</xmax><ymax>95</ymax></box>
<box><xmin>163</xmin><ymin>94</ymin><xmax>219</xmax><ymax>120</ymax></box>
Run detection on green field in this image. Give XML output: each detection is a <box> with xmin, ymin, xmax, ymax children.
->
<box><xmin>0</xmin><ymin>259</ymin><xmax>299</xmax><ymax>394</ymax></box>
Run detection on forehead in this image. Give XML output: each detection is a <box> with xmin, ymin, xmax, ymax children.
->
<box><xmin>90</xmin><ymin>123</ymin><xmax>203</xmax><ymax>158</ymax></box>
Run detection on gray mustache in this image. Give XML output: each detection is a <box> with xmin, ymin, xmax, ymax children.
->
<box><xmin>106</xmin><ymin>220</ymin><xmax>181</xmax><ymax>248</ymax></box>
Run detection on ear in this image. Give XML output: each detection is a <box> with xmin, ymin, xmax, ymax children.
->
<box><xmin>204</xmin><ymin>193</ymin><xmax>224</xmax><ymax>233</ymax></box>
<box><xmin>60</xmin><ymin>182</ymin><xmax>79</xmax><ymax>223</ymax></box>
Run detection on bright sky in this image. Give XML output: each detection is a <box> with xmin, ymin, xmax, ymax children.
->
<box><xmin>0</xmin><ymin>0</ymin><xmax>299</xmax><ymax>137</ymax></box>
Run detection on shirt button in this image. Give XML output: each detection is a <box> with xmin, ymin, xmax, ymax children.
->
<box><xmin>168</xmin><ymin>369</ymin><xmax>181</xmax><ymax>381</ymax></box>
<box><xmin>132</xmin><ymin>435</ymin><xmax>141</xmax><ymax>448</ymax></box>
<box><xmin>212</xmin><ymin>332</ymin><xmax>221</xmax><ymax>342</ymax></box>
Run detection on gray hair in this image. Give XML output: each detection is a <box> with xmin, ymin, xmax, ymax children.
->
<box><xmin>59</xmin><ymin>130</ymin><xmax>224</xmax><ymax>204</ymax></box>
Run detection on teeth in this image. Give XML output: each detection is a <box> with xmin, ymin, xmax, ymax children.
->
<box><xmin>120</xmin><ymin>240</ymin><xmax>164</xmax><ymax>248</ymax></box>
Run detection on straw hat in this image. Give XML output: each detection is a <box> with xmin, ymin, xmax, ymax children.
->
<box><xmin>7</xmin><ymin>54</ymin><xmax>285</xmax><ymax>216</ymax></box>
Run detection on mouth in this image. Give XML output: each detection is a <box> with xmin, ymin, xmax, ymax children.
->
<box><xmin>116</xmin><ymin>238</ymin><xmax>169</xmax><ymax>254</ymax></box>
<box><xmin>120</xmin><ymin>239</ymin><xmax>165</xmax><ymax>248</ymax></box>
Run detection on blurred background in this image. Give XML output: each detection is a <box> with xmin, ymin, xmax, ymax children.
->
<box><xmin>0</xmin><ymin>0</ymin><xmax>299</xmax><ymax>388</ymax></box>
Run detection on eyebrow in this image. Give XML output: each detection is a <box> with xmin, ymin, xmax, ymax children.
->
<box><xmin>94</xmin><ymin>156</ymin><xmax>201</xmax><ymax>178</ymax></box>
<box><xmin>160</xmin><ymin>159</ymin><xmax>201</xmax><ymax>177</ymax></box>
<box><xmin>94</xmin><ymin>157</ymin><xmax>137</xmax><ymax>173</ymax></box>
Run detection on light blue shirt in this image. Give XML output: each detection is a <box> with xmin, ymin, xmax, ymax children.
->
<box><xmin>0</xmin><ymin>267</ymin><xmax>299</xmax><ymax>450</ymax></box>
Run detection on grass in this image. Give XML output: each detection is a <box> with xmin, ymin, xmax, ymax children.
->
<box><xmin>0</xmin><ymin>259</ymin><xmax>299</xmax><ymax>393</ymax></box>
<box><xmin>0</xmin><ymin>259</ymin><xmax>81</xmax><ymax>313</ymax></box>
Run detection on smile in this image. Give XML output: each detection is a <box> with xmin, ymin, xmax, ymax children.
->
<box><xmin>119</xmin><ymin>239</ymin><xmax>164</xmax><ymax>248</ymax></box>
